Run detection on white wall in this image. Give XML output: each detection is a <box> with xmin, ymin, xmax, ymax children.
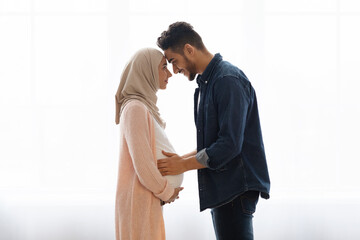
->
<box><xmin>1</xmin><ymin>0</ymin><xmax>360</xmax><ymax>239</ymax></box>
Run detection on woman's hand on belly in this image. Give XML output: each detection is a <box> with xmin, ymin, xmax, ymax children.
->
<box><xmin>164</xmin><ymin>187</ymin><xmax>184</xmax><ymax>204</ymax></box>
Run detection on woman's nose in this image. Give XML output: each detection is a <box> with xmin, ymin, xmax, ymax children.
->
<box><xmin>167</xmin><ymin>69</ymin><xmax>172</xmax><ymax>78</ymax></box>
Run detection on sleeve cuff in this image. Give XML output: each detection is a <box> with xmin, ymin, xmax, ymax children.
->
<box><xmin>196</xmin><ymin>148</ymin><xmax>210</xmax><ymax>168</ymax></box>
<box><xmin>153</xmin><ymin>180</ymin><xmax>174</xmax><ymax>202</ymax></box>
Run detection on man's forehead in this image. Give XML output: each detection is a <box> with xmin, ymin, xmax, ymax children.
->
<box><xmin>164</xmin><ymin>52</ymin><xmax>170</xmax><ymax>61</ymax></box>
<box><xmin>164</xmin><ymin>50</ymin><xmax>175</xmax><ymax>63</ymax></box>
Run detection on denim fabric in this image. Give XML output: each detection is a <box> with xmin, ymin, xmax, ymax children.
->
<box><xmin>211</xmin><ymin>191</ymin><xmax>259</xmax><ymax>240</ymax></box>
<box><xmin>195</xmin><ymin>53</ymin><xmax>270</xmax><ymax>211</ymax></box>
<box><xmin>196</xmin><ymin>148</ymin><xmax>209</xmax><ymax>167</ymax></box>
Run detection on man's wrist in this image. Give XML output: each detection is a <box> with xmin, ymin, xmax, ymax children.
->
<box><xmin>183</xmin><ymin>157</ymin><xmax>192</xmax><ymax>172</ymax></box>
<box><xmin>184</xmin><ymin>155</ymin><xmax>206</xmax><ymax>171</ymax></box>
<box><xmin>181</xmin><ymin>149</ymin><xmax>197</xmax><ymax>158</ymax></box>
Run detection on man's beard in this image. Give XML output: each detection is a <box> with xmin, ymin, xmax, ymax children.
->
<box><xmin>188</xmin><ymin>71</ymin><xmax>197</xmax><ymax>81</ymax></box>
<box><xmin>183</xmin><ymin>55</ymin><xmax>197</xmax><ymax>81</ymax></box>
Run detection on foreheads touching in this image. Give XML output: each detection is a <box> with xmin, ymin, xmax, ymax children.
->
<box><xmin>157</xmin><ymin>22</ymin><xmax>205</xmax><ymax>55</ymax></box>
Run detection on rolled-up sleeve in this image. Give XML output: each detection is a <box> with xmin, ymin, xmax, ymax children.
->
<box><xmin>196</xmin><ymin>148</ymin><xmax>210</xmax><ymax>168</ymax></box>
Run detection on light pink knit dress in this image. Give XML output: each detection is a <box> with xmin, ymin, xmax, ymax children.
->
<box><xmin>115</xmin><ymin>100</ymin><xmax>175</xmax><ymax>240</ymax></box>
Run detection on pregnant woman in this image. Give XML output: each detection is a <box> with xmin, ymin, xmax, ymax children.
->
<box><xmin>115</xmin><ymin>48</ymin><xmax>183</xmax><ymax>240</ymax></box>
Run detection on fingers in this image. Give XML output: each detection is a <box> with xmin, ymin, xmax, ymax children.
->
<box><xmin>162</xmin><ymin>150</ymin><xmax>177</xmax><ymax>157</ymax></box>
<box><xmin>158</xmin><ymin>166</ymin><xmax>169</xmax><ymax>176</ymax></box>
<box><xmin>157</xmin><ymin>159</ymin><xmax>169</xmax><ymax>169</ymax></box>
<box><xmin>164</xmin><ymin>187</ymin><xmax>184</xmax><ymax>204</ymax></box>
<box><xmin>157</xmin><ymin>160</ymin><xmax>167</xmax><ymax>168</ymax></box>
<box><xmin>164</xmin><ymin>198</ymin><xmax>175</xmax><ymax>204</ymax></box>
<box><xmin>157</xmin><ymin>160</ymin><xmax>167</xmax><ymax>176</ymax></box>
<box><xmin>174</xmin><ymin>187</ymin><xmax>183</xmax><ymax>198</ymax></box>
<box><xmin>159</xmin><ymin>170</ymin><xmax>170</xmax><ymax>176</ymax></box>
<box><xmin>158</xmin><ymin>168</ymin><xmax>179</xmax><ymax>176</ymax></box>
<box><xmin>157</xmin><ymin>160</ymin><xmax>172</xmax><ymax>176</ymax></box>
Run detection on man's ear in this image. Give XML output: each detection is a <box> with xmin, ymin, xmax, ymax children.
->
<box><xmin>183</xmin><ymin>44</ymin><xmax>195</xmax><ymax>57</ymax></box>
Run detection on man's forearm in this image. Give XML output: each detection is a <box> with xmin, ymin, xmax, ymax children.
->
<box><xmin>184</xmin><ymin>155</ymin><xmax>206</xmax><ymax>171</ymax></box>
<box><xmin>181</xmin><ymin>149</ymin><xmax>197</xmax><ymax>159</ymax></box>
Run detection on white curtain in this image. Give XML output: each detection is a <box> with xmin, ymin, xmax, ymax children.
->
<box><xmin>1</xmin><ymin>0</ymin><xmax>360</xmax><ymax>239</ymax></box>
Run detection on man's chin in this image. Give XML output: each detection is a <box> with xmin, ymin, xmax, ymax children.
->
<box><xmin>188</xmin><ymin>73</ymin><xmax>196</xmax><ymax>81</ymax></box>
<box><xmin>182</xmin><ymin>71</ymin><xmax>196</xmax><ymax>81</ymax></box>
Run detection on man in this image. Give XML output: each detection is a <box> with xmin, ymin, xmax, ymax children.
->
<box><xmin>157</xmin><ymin>22</ymin><xmax>270</xmax><ymax>240</ymax></box>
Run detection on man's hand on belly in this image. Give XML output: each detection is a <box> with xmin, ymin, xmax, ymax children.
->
<box><xmin>157</xmin><ymin>151</ymin><xmax>186</xmax><ymax>176</ymax></box>
<box><xmin>158</xmin><ymin>150</ymin><xmax>205</xmax><ymax>175</ymax></box>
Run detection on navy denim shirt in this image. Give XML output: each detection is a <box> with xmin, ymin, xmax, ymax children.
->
<box><xmin>194</xmin><ymin>53</ymin><xmax>270</xmax><ymax>211</ymax></box>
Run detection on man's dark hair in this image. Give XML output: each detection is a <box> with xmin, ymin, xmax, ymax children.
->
<box><xmin>157</xmin><ymin>22</ymin><xmax>205</xmax><ymax>54</ymax></box>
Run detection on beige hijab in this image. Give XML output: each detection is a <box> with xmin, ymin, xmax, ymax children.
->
<box><xmin>115</xmin><ymin>48</ymin><xmax>165</xmax><ymax>127</ymax></box>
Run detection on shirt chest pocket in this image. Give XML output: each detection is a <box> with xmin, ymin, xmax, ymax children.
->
<box><xmin>203</xmin><ymin>104</ymin><xmax>219</xmax><ymax>148</ymax></box>
<box><xmin>204</xmin><ymin>92</ymin><xmax>217</xmax><ymax>116</ymax></box>
<box><xmin>204</xmin><ymin>100</ymin><xmax>218</xmax><ymax>128</ymax></box>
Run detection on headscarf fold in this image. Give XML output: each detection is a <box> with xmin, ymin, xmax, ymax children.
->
<box><xmin>115</xmin><ymin>48</ymin><xmax>165</xmax><ymax>127</ymax></box>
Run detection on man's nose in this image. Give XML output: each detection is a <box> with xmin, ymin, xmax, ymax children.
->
<box><xmin>172</xmin><ymin>65</ymin><xmax>179</xmax><ymax>74</ymax></box>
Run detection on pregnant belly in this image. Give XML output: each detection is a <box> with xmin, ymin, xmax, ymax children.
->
<box><xmin>159</xmin><ymin>153</ymin><xmax>184</xmax><ymax>188</ymax></box>
<box><xmin>156</xmin><ymin>150</ymin><xmax>184</xmax><ymax>188</ymax></box>
<box><xmin>165</xmin><ymin>174</ymin><xmax>184</xmax><ymax>188</ymax></box>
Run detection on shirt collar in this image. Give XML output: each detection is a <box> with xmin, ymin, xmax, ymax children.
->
<box><xmin>196</xmin><ymin>53</ymin><xmax>222</xmax><ymax>86</ymax></box>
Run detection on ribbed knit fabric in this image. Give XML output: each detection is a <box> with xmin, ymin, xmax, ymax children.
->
<box><xmin>153</xmin><ymin>118</ymin><xmax>183</xmax><ymax>188</ymax></box>
<box><xmin>115</xmin><ymin>100</ymin><xmax>175</xmax><ymax>240</ymax></box>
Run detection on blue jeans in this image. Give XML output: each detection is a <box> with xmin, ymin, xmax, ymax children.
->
<box><xmin>211</xmin><ymin>191</ymin><xmax>259</xmax><ymax>240</ymax></box>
